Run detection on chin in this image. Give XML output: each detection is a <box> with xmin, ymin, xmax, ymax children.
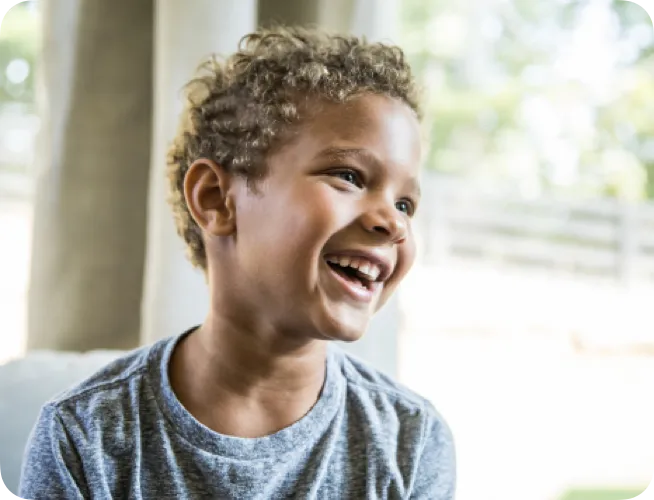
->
<box><xmin>315</xmin><ymin>311</ymin><xmax>371</xmax><ymax>343</ymax></box>
<box><xmin>333</xmin><ymin>330</ymin><xmax>366</xmax><ymax>343</ymax></box>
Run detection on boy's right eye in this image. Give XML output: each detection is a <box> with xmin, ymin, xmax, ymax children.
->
<box><xmin>330</xmin><ymin>168</ymin><xmax>364</xmax><ymax>188</ymax></box>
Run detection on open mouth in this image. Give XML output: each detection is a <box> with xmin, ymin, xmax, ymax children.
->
<box><xmin>326</xmin><ymin>260</ymin><xmax>374</xmax><ymax>291</ymax></box>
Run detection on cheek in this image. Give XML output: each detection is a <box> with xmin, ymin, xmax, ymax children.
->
<box><xmin>290</xmin><ymin>183</ymin><xmax>347</xmax><ymax>239</ymax></box>
<box><xmin>254</xmin><ymin>184</ymin><xmax>345</xmax><ymax>266</ymax></box>
<box><xmin>389</xmin><ymin>230</ymin><xmax>417</xmax><ymax>285</ymax></box>
<box><xmin>403</xmin><ymin>231</ymin><xmax>417</xmax><ymax>269</ymax></box>
<box><xmin>376</xmin><ymin>237</ymin><xmax>415</xmax><ymax>313</ymax></box>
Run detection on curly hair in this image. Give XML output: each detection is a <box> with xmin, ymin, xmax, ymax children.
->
<box><xmin>167</xmin><ymin>25</ymin><xmax>421</xmax><ymax>270</ymax></box>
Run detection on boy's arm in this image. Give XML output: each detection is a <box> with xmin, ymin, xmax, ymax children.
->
<box><xmin>19</xmin><ymin>404</ymin><xmax>88</xmax><ymax>500</ymax></box>
<box><xmin>410</xmin><ymin>407</ymin><xmax>457</xmax><ymax>500</ymax></box>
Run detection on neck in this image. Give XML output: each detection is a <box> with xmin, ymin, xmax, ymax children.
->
<box><xmin>169</xmin><ymin>309</ymin><xmax>328</xmax><ymax>438</ymax></box>
<box><xmin>196</xmin><ymin>311</ymin><xmax>328</xmax><ymax>394</ymax></box>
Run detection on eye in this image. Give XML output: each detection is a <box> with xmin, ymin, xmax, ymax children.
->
<box><xmin>396</xmin><ymin>199</ymin><xmax>415</xmax><ymax>216</ymax></box>
<box><xmin>330</xmin><ymin>168</ymin><xmax>364</xmax><ymax>188</ymax></box>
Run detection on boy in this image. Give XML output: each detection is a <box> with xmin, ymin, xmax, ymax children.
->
<box><xmin>19</xmin><ymin>26</ymin><xmax>455</xmax><ymax>499</ymax></box>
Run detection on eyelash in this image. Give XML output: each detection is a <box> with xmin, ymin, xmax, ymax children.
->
<box><xmin>328</xmin><ymin>168</ymin><xmax>417</xmax><ymax>217</ymax></box>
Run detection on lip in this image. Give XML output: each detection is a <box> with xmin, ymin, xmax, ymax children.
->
<box><xmin>322</xmin><ymin>249</ymin><xmax>394</xmax><ymax>283</ymax></box>
<box><xmin>322</xmin><ymin>259</ymin><xmax>381</xmax><ymax>303</ymax></box>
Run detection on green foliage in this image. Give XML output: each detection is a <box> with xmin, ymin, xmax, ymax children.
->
<box><xmin>401</xmin><ymin>0</ymin><xmax>654</xmax><ymax>200</ymax></box>
<box><xmin>0</xmin><ymin>1</ymin><xmax>38</xmax><ymax>104</ymax></box>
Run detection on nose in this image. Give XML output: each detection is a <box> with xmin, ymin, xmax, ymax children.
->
<box><xmin>360</xmin><ymin>202</ymin><xmax>408</xmax><ymax>244</ymax></box>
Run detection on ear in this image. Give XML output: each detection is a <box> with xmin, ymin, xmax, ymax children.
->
<box><xmin>183</xmin><ymin>158</ymin><xmax>236</xmax><ymax>236</ymax></box>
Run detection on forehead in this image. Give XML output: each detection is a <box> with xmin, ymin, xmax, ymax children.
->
<box><xmin>273</xmin><ymin>94</ymin><xmax>422</xmax><ymax>179</ymax></box>
<box><xmin>311</xmin><ymin>95</ymin><xmax>420</xmax><ymax>162</ymax></box>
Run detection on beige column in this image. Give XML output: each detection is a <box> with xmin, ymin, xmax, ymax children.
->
<box><xmin>27</xmin><ymin>0</ymin><xmax>154</xmax><ymax>351</ymax></box>
<box><xmin>140</xmin><ymin>0</ymin><xmax>257</xmax><ymax>344</ymax></box>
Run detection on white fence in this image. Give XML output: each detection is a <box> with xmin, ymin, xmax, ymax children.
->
<box><xmin>417</xmin><ymin>173</ymin><xmax>654</xmax><ymax>285</ymax></box>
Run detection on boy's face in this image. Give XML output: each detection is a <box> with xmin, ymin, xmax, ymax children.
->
<box><xmin>219</xmin><ymin>94</ymin><xmax>421</xmax><ymax>342</ymax></box>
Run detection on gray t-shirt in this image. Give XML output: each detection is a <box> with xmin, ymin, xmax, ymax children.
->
<box><xmin>19</xmin><ymin>331</ymin><xmax>456</xmax><ymax>499</ymax></box>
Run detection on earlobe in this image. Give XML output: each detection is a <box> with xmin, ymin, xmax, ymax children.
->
<box><xmin>183</xmin><ymin>158</ymin><xmax>236</xmax><ymax>236</ymax></box>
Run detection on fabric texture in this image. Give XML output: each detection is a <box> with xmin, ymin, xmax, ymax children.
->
<box><xmin>19</xmin><ymin>331</ymin><xmax>456</xmax><ymax>499</ymax></box>
<box><xmin>0</xmin><ymin>350</ymin><xmax>124</xmax><ymax>495</ymax></box>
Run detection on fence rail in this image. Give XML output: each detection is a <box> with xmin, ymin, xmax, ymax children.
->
<box><xmin>418</xmin><ymin>174</ymin><xmax>654</xmax><ymax>284</ymax></box>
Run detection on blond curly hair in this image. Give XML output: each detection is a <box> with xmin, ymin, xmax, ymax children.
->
<box><xmin>167</xmin><ymin>25</ymin><xmax>421</xmax><ymax>270</ymax></box>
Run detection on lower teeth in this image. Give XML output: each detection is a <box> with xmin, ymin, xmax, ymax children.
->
<box><xmin>346</xmin><ymin>271</ymin><xmax>368</xmax><ymax>290</ymax></box>
<box><xmin>329</xmin><ymin>263</ymin><xmax>368</xmax><ymax>289</ymax></box>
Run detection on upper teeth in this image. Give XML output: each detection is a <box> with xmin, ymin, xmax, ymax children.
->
<box><xmin>326</xmin><ymin>255</ymin><xmax>382</xmax><ymax>281</ymax></box>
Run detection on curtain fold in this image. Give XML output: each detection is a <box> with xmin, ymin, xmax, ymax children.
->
<box><xmin>139</xmin><ymin>0</ymin><xmax>257</xmax><ymax>345</ymax></box>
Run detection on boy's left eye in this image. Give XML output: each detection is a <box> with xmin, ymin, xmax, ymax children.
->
<box><xmin>396</xmin><ymin>199</ymin><xmax>415</xmax><ymax>216</ymax></box>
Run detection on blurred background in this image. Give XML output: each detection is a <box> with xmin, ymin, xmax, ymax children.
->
<box><xmin>0</xmin><ymin>0</ymin><xmax>653</xmax><ymax>499</ymax></box>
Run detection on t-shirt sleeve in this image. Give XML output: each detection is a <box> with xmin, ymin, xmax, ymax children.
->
<box><xmin>18</xmin><ymin>404</ymin><xmax>88</xmax><ymax>500</ymax></box>
<box><xmin>410</xmin><ymin>405</ymin><xmax>456</xmax><ymax>500</ymax></box>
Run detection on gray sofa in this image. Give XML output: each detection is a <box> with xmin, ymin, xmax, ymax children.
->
<box><xmin>0</xmin><ymin>351</ymin><xmax>123</xmax><ymax>495</ymax></box>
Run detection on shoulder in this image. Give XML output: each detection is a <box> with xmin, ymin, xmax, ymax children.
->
<box><xmin>49</xmin><ymin>344</ymin><xmax>150</xmax><ymax>406</ymax></box>
<box><xmin>44</xmin><ymin>336</ymin><xmax>172</xmax><ymax>423</ymax></box>
<box><xmin>333</xmin><ymin>345</ymin><xmax>452</xmax><ymax>439</ymax></box>
<box><xmin>20</xmin><ymin>340</ymin><xmax>173</xmax><ymax>498</ymax></box>
<box><xmin>331</xmin><ymin>346</ymin><xmax>456</xmax><ymax>496</ymax></box>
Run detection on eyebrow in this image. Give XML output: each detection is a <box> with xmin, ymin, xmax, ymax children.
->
<box><xmin>315</xmin><ymin>146</ymin><xmax>421</xmax><ymax>198</ymax></box>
